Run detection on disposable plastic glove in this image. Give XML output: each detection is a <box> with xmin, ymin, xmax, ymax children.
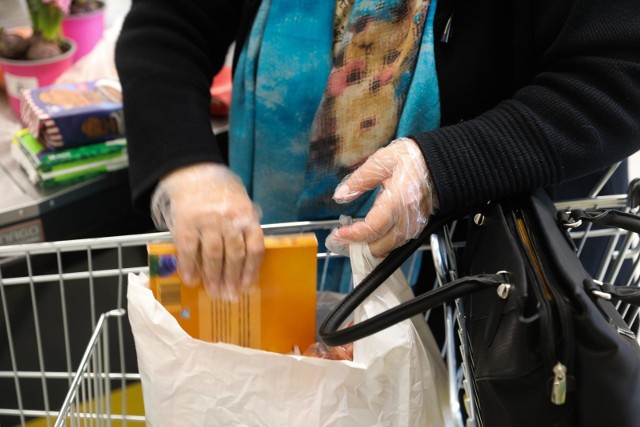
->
<box><xmin>151</xmin><ymin>163</ymin><xmax>264</xmax><ymax>301</ymax></box>
<box><xmin>326</xmin><ymin>137</ymin><xmax>437</xmax><ymax>258</ymax></box>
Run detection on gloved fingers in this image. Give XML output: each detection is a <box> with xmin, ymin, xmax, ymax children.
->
<box><xmin>325</xmin><ymin>192</ymin><xmax>395</xmax><ymax>257</ymax></box>
<box><xmin>324</xmin><ymin>215</ymin><xmax>352</xmax><ymax>256</ymax></box>
<box><xmin>173</xmin><ymin>224</ymin><xmax>203</xmax><ymax>287</ymax></box>
<box><xmin>150</xmin><ymin>163</ymin><xmax>269</xmax><ymax>301</ymax></box>
<box><xmin>201</xmin><ymin>214</ymin><xmax>264</xmax><ymax>300</ymax></box>
<box><xmin>333</xmin><ymin>148</ymin><xmax>395</xmax><ymax>204</ymax></box>
<box><xmin>200</xmin><ymin>231</ymin><xmax>225</xmax><ymax>298</ymax></box>
<box><xmin>333</xmin><ymin>191</ymin><xmax>394</xmax><ymax>243</ymax></box>
<box><xmin>220</xmin><ymin>227</ymin><xmax>247</xmax><ymax>301</ymax></box>
<box><xmin>325</xmin><ymin>230</ymin><xmax>350</xmax><ymax>257</ymax></box>
<box><xmin>368</xmin><ymin>227</ymin><xmax>408</xmax><ymax>259</ymax></box>
<box><xmin>326</xmin><ymin>221</ymin><xmax>415</xmax><ymax>259</ymax></box>
<box><xmin>240</xmin><ymin>223</ymin><xmax>265</xmax><ymax>290</ymax></box>
<box><xmin>328</xmin><ymin>137</ymin><xmax>438</xmax><ymax>258</ymax></box>
<box><xmin>170</xmin><ymin>188</ymin><xmax>218</xmax><ymax>289</ymax></box>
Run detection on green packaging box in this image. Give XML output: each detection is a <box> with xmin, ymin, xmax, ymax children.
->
<box><xmin>11</xmin><ymin>128</ymin><xmax>128</xmax><ymax>188</ymax></box>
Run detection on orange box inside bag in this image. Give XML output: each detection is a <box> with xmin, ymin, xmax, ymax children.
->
<box><xmin>147</xmin><ymin>233</ymin><xmax>318</xmax><ymax>354</ymax></box>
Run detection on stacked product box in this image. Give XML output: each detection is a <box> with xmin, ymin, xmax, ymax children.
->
<box><xmin>11</xmin><ymin>79</ymin><xmax>127</xmax><ymax>187</ymax></box>
<box><xmin>147</xmin><ymin>233</ymin><xmax>318</xmax><ymax>354</ymax></box>
<box><xmin>11</xmin><ymin>128</ymin><xmax>128</xmax><ymax>188</ymax></box>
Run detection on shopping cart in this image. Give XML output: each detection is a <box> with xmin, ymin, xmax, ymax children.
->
<box><xmin>1</xmin><ymin>167</ymin><xmax>638</xmax><ymax>426</ymax></box>
<box><xmin>0</xmin><ymin>220</ymin><xmax>381</xmax><ymax>426</ymax></box>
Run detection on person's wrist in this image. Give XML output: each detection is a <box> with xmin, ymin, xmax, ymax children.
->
<box><xmin>395</xmin><ymin>136</ymin><xmax>440</xmax><ymax>215</ymax></box>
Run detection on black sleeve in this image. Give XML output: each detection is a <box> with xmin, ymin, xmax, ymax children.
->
<box><xmin>115</xmin><ymin>0</ymin><xmax>244</xmax><ymax>213</ymax></box>
<box><xmin>413</xmin><ymin>0</ymin><xmax>640</xmax><ymax>214</ymax></box>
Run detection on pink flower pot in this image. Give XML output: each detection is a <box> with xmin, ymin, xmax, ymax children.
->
<box><xmin>62</xmin><ymin>2</ymin><xmax>106</xmax><ymax>63</ymax></box>
<box><xmin>0</xmin><ymin>40</ymin><xmax>77</xmax><ymax>118</ymax></box>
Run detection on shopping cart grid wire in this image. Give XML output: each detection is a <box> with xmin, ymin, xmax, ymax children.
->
<box><xmin>26</xmin><ymin>254</ymin><xmax>52</xmax><ymax>426</ymax></box>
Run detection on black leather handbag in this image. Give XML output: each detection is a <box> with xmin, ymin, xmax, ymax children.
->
<box><xmin>319</xmin><ymin>188</ymin><xmax>640</xmax><ymax>427</ymax></box>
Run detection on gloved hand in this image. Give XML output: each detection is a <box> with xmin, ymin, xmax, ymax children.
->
<box><xmin>151</xmin><ymin>163</ymin><xmax>264</xmax><ymax>300</ymax></box>
<box><xmin>325</xmin><ymin>137</ymin><xmax>438</xmax><ymax>258</ymax></box>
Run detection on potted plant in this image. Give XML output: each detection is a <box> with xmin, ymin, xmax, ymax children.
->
<box><xmin>0</xmin><ymin>0</ymin><xmax>74</xmax><ymax>60</ymax></box>
<box><xmin>0</xmin><ymin>0</ymin><xmax>76</xmax><ymax>116</ymax></box>
<box><xmin>62</xmin><ymin>0</ymin><xmax>106</xmax><ymax>63</ymax></box>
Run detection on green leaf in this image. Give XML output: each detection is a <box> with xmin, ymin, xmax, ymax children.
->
<box><xmin>26</xmin><ymin>1</ymin><xmax>63</xmax><ymax>42</ymax></box>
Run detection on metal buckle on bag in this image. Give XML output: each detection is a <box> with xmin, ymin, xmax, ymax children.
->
<box><xmin>585</xmin><ymin>279</ymin><xmax>638</xmax><ymax>339</ymax></box>
<box><xmin>497</xmin><ymin>283</ymin><xmax>512</xmax><ymax>299</ymax></box>
<box><xmin>617</xmin><ymin>327</ymin><xmax>636</xmax><ymax>340</ymax></box>
<box><xmin>496</xmin><ymin>271</ymin><xmax>511</xmax><ymax>299</ymax></box>
<box><xmin>560</xmin><ymin>210</ymin><xmax>583</xmax><ymax>228</ymax></box>
<box><xmin>592</xmin><ymin>290</ymin><xmax>612</xmax><ymax>300</ymax></box>
<box><xmin>590</xmin><ymin>279</ymin><xmax>612</xmax><ymax>300</ymax></box>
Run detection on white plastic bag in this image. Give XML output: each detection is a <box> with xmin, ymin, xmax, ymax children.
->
<box><xmin>127</xmin><ymin>244</ymin><xmax>451</xmax><ymax>426</ymax></box>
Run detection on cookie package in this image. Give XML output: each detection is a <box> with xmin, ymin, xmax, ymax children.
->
<box><xmin>20</xmin><ymin>79</ymin><xmax>125</xmax><ymax>150</ymax></box>
<box><xmin>147</xmin><ymin>233</ymin><xmax>318</xmax><ymax>355</ymax></box>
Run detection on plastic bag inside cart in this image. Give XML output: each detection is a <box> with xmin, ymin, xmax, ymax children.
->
<box><xmin>0</xmin><ymin>225</ymin><xmax>452</xmax><ymax>427</ymax></box>
<box><xmin>127</xmin><ymin>243</ymin><xmax>452</xmax><ymax>427</ymax></box>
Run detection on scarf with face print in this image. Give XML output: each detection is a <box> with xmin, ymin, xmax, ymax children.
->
<box><xmin>229</xmin><ymin>0</ymin><xmax>440</xmax><ymax>224</ymax></box>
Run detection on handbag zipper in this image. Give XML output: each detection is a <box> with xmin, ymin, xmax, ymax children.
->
<box><xmin>521</xmin><ymin>207</ymin><xmax>575</xmax><ymax>405</ymax></box>
<box><xmin>513</xmin><ymin>209</ymin><xmax>573</xmax><ymax>405</ymax></box>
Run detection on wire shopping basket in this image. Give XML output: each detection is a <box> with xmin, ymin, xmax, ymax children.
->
<box><xmin>55</xmin><ymin>308</ymin><xmax>130</xmax><ymax>426</ymax></box>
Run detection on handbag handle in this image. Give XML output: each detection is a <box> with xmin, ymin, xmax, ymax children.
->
<box><xmin>560</xmin><ymin>206</ymin><xmax>640</xmax><ymax>303</ymax></box>
<box><xmin>559</xmin><ymin>177</ymin><xmax>640</xmax><ymax>232</ymax></box>
<box><xmin>559</xmin><ymin>209</ymin><xmax>640</xmax><ymax>234</ymax></box>
<box><xmin>318</xmin><ymin>211</ymin><xmax>506</xmax><ymax>347</ymax></box>
<box><xmin>319</xmin><ymin>271</ymin><xmax>505</xmax><ymax>347</ymax></box>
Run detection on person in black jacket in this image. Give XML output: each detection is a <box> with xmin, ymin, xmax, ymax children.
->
<box><xmin>115</xmin><ymin>0</ymin><xmax>640</xmax><ymax>299</ymax></box>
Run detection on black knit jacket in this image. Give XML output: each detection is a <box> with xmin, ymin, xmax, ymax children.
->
<box><xmin>115</xmin><ymin>0</ymin><xmax>640</xmax><ymax>216</ymax></box>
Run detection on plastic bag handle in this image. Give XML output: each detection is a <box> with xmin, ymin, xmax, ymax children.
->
<box><xmin>319</xmin><ymin>211</ymin><xmax>504</xmax><ymax>347</ymax></box>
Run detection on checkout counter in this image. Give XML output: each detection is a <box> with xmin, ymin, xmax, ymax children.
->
<box><xmin>0</xmin><ymin>0</ymin><xmax>148</xmax><ymax>244</ymax></box>
<box><xmin>0</xmin><ymin>90</ymin><xmax>147</xmax><ymax>244</ymax></box>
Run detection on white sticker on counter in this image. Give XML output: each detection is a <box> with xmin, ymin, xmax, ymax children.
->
<box><xmin>4</xmin><ymin>72</ymin><xmax>39</xmax><ymax>98</ymax></box>
<box><xmin>0</xmin><ymin>219</ymin><xmax>44</xmax><ymax>245</ymax></box>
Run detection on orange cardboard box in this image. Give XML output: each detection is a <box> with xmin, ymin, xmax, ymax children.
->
<box><xmin>147</xmin><ymin>233</ymin><xmax>318</xmax><ymax>354</ymax></box>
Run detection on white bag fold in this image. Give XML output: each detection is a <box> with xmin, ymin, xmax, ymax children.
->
<box><xmin>127</xmin><ymin>243</ymin><xmax>451</xmax><ymax>426</ymax></box>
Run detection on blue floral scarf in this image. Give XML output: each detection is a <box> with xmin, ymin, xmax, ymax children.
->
<box><xmin>230</xmin><ymin>0</ymin><xmax>440</xmax><ymax>291</ymax></box>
